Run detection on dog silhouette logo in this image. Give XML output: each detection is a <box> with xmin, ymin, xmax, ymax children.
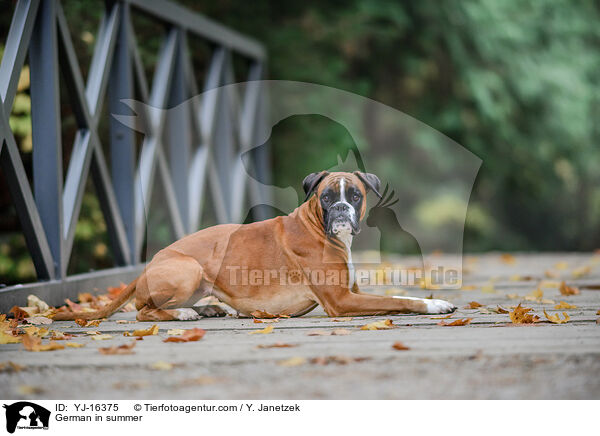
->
<box><xmin>3</xmin><ymin>402</ymin><xmax>50</xmax><ymax>433</ymax></box>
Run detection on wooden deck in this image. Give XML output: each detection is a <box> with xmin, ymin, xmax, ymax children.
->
<box><xmin>1</xmin><ymin>253</ymin><xmax>599</xmax><ymax>399</ymax></box>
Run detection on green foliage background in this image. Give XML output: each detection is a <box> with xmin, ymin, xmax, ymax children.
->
<box><xmin>1</xmin><ymin>0</ymin><xmax>600</xmax><ymax>283</ymax></box>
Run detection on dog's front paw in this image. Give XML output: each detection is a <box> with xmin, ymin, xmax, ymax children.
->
<box><xmin>175</xmin><ymin>308</ymin><xmax>202</xmax><ymax>321</ymax></box>
<box><xmin>193</xmin><ymin>305</ymin><xmax>228</xmax><ymax>318</ymax></box>
<box><xmin>424</xmin><ymin>299</ymin><xmax>456</xmax><ymax>314</ymax></box>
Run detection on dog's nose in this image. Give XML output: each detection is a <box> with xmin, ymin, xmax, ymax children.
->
<box><xmin>332</xmin><ymin>202</ymin><xmax>350</xmax><ymax>213</ymax></box>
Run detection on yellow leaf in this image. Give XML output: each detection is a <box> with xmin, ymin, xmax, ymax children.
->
<box><xmin>509</xmin><ymin>304</ymin><xmax>540</xmax><ymax>324</ymax></box>
<box><xmin>571</xmin><ymin>265</ymin><xmax>591</xmax><ymax>278</ymax></box>
<box><xmin>167</xmin><ymin>329</ymin><xmax>185</xmax><ymax>335</ymax></box>
<box><xmin>124</xmin><ymin>324</ymin><xmax>159</xmax><ymax>337</ymax></box>
<box><xmin>559</xmin><ymin>281</ymin><xmax>580</xmax><ymax>296</ymax></box>
<box><xmin>65</xmin><ymin>342</ymin><xmax>85</xmax><ymax>348</ymax></box>
<box><xmin>509</xmin><ymin>274</ymin><xmax>522</xmax><ymax>281</ymax></box>
<box><xmin>506</xmin><ymin>293</ymin><xmax>521</xmax><ymax>300</ymax></box>
<box><xmin>90</xmin><ymin>334</ymin><xmax>113</xmax><ymax>341</ymax></box>
<box><xmin>524</xmin><ymin>288</ymin><xmax>543</xmax><ymax>302</ymax></box>
<box><xmin>0</xmin><ymin>330</ymin><xmax>21</xmax><ymax>344</ymax></box>
<box><xmin>278</xmin><ymin>357</ymin><xmax>306</xmax><ymax>367</ymax></box>
<box><xmin>437</xmin><ymin>318</ymin><xmax>472</xmax><ymax>326</ymax></box>
<box><xmin>554</xmin><ymin>262</ymin><xmax>568</xmax><ymax>270</ymax></box>
<box><xmin>554</xmin><ymin>301</ymin><xmax>577</xmax><ymax>309</ymax></box>
<box><xmin>149</xmin><ymin>361</ymin><xmax>173</xmax><ymax>371</ymax></box>
<box><xmin>360</xmin><ymin>319</ymin><xmax>395</xmax><ymax>330</ymax></box>
<box><xmin>500</xmin><ymin>254</ymin><xmax>516</xmax><ymax>264</ymax></box>
<box><xmin>249</xmin><ymin>325</ymin><xmax>274</xmax><ymax>335</ymax></box>
<box><xmin>543</xmin><ymin>310</ymin><xmax>570</xmax><ymax>324</ymax></box>
<box><xmin>544</xmin><ymin>270</ymin><xmax>558</xmax><ymax>279</ymax></box>
<box><xmin>541</xmin><ymin>299</ymin><xmax>556</xmax><ymax>305</ymax></box>
<box><xmin>539</xmin><ymin>280</ymin><xmax>561</xmax><ymax>289</ymax></box>
<box><xmin>481</xmin><ymin>284</ymin><xmax>496</xmax><ymax>293</ymax></box>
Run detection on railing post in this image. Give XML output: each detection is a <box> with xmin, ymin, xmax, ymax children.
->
<box><xmin>29</xmin><ymin>0</ymin><xmax>64</xmax><ymax>278</ymax></box>
<box><xmin>109</xmin><ymin>1</ymin><xmax>137</xmax><ymax>264</ymax></box>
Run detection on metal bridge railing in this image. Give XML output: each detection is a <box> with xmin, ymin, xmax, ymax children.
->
<box><xmin>0</xmin><ymin>0</ymin><xmax>270</xmax><ymax>312</ymax></box>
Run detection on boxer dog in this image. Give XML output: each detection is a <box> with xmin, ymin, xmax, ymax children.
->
<box><xmin>55</xmin><ymin>171</ymin><xmax>456</xmax><ymax>321</ymax></box>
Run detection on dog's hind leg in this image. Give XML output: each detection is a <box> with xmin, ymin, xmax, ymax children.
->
<box><xmin>135</xmin><ymin>254</ymin><xmax>205</xmax><ymax>321</ymax></box>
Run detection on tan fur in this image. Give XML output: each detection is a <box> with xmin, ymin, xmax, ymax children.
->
<box><xmin>56</xmin><ymin>172</ymin><xmax>430</xmax><ymax>321</ymax></box>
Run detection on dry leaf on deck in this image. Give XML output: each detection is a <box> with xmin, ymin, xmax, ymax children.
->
<box><xmin>554</xmin><ymin>262</ymin><xmax>568</xmax><ymax>270</ymax></box>
<box><xmin>466</xmin><ymin>301</ymin><xmax>483</xmax><ymax>309</ymax></box>
<box><xmin>571</xmin><ymin>265</ymin><xmax>591</xmax><ymax>278</ymax></box>
<box><xmin>22</xmin><ymin>334</ymin><xmax>64</xmax><ymax>352</ymax></box>
<box><xmin>310</xmin><ymin>356</ymin><xmax>369</xmax><ymax>365</ymax></box>
<box><xmin>75</xmin><ymin>319</ymin><xmax>101</xmax><ymax>327</ymax></box>
<box><xmin>49</xmin><ymin>330</ymin><xmax>73</xmax><ymax>340</ymax></box>
<box><xmin>509</xmin><ymin>304</ymin><xmax>540</xmax><ymax>324</ymax></box>
<box><xmin>392</xmin><ymin>341</ymin><xmax>410</xmax><ymax>350</ymax></box>
<box><xmin>27</xmin><ymin>295</ymin><xmax>50</xmax><ymax>312</ymax></box>
<box><xmin>115</xmin><ymin>320</ymin><xmax>137</xmax><ymax>324</ymax></box>
<box><xmin>107</xmin><ymin>283</ymin><xmax>127</xmax><ymax>299</ymax></box>
<box><xmin>525</xmin><ymin>288</ymin><xmax>544</xmax><ymax>302</ymax></box>
<box><xmin>253</xmin><ymin>318</ymin><xmax>279</xmax><ymax>323</ymax></box>
<box><xmin>554</xmin><ymin>301</ymin><xmax>577</xmax><ymax>310</ymax></box>
<box><xmin>124</xmin><ymin>324</ymin><xmax>159</xmax><ymax>337</ymax></box>
<box><xmin>500</xmin><ymin>254</ymin><xmax>516</xmax><ymax>264</ymax></box>
<box><xmin>248</xmin><ymin>325</ymin><xmax>274</xmax><ymax>335</ymax></box>
<box><xmin>9</xmin><ymin>306</ymin><xmax>30</xmax><ymax>321</ymax></box>
<box><xmin>0</xmin><ymin>330</ymin><xmax>22</xmax><ymax>344</ymax></box>
<box><xmin>251</xmin><ymin>310</ymin><xmax>280</xmax><ymax>319</ymax></box>
<box><xmin>332</xmin><ymin>317</ymin><xmax>353</xmax><ymax>322</ymax></box>
<box><xmin>257</xmin><ymin>342</ymin><xmax>297</xmax><ymax>349</ymax></box>
<box><xmin>24</xmin><ymin>316</ymin><xmax>53</xmax><ymax>325</ymax></box>
<box><xmin>149</xmin><ymin>361</ymin><xmax>173</xmax><ymax>371</ymax></box>
<box><xmin>163</xmin><ymin>328</ymin><xmax>205</xmax><ymax>343</ymax></box>
<box><xmin>544</xmin><ymin>270</ymin><xmax>559</xmax><ymax>279</ymax></box>
<box><xmin>430</xmin><ymin>313</ymin><xmax>453</xmax><ymax>319</ymax></box>
<box><xmin>559</xmin><ymin>282</ymin><xmax>580</xmax><ymax>296</ymax></box>
<box><xmin>360</xmin><ymin>319</ymin><xmax>395</xmax><ymax>330</ymax></box>
<box><xmin>65</xmin><ymin>342</ymin><xmax>85</xmax><ymax>348</ymax></box>
<box><xmin>0</xmin><ymin>361</ymin><xmax>25</xmax><ymax>372</ymax></box>
<box><xmin>22</xmin><ymin>326</ymin><xmax>49</xmax><ymax>337</ymax></box>
<box><xmin>543</xmin><ymin>310</ymin><xmax>570</xmax><ymax>324</ymax></box>
<box><xmin>437</xmin><ymin>318</ymin><xmax>472</xmax><ymax>326</ymax></box>
<box><xmin>167</xmin><ymin>329</ymin><xmax>185</xmax><ymax>335</ymax></box>
<box><xmin>91</xmin><ymin>334</ymin><xmax>113</xmax><ymax>341</ymax></box>
<box><xmin>99</xmin><ymin>341</ymin><xmax>136</xmax><ymax>355</ymax></box>
<box><xmin>332</xmin><ymin>328</ymin><xmax>351</xmax><ymax>336</ymax></box>
<box><xmin>278</xmin><ymin>356</ymin><xmax>306</xmax><ymax>367</ymax></box>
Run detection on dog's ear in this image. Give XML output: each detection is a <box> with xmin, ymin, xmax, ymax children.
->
<box><xmin>303</xmin><ymin>171</ymin><xmax>329</xmax><ymax>202</ymax></box>
<box><xmin>353</xmin><ymin>171</ymin><xmax>382</xmax><ymax>198</ymax></box>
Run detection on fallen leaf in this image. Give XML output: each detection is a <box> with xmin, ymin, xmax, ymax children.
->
<box><xmin>248</xmin><ymin>325</ymin><xmax>274</xmax><ymax>335</ymax></box>
<box><xmin>509</xmin><ymin>304</ymin><xmax>540</xmax><ymax>324</ymax></box>
<box><xmin>597</xmin><ymin>309</ymin><xmax>600</xmax><ymax>315</ymax></box>
<box><xmin>115</xmin><ymin>320</ymin><xmax>137</xmax><ymax>324</ymax></box>
<box><xmin>392</xmin><ymin>341</ymin><xmax>410</xmax><ymax>350</ymax></box>
<box><xmin>99</xmin><ymin>341</ymin><xmax>136</xmax><ymax>355</ymax></box>
<box><xmin>466</xmin><ymin>301</ymin><xmax>483</xmax><ymax>309</ymax></box>
<box><xmin>478</xmin><ymin>307</ymin><xmax>492</xmax><ymax>314</ymax></box>
<box><xmin>559</xmin><ymin>282</ymin><xmax>580</xmax><ymax>296</ymax></box>
<box><xmin>525</xmin><ymin>288</ymin><xmax>544</xmax><ymax>302</ymax></box>
<box><xmin>77</xmin><ymin>292</ymin><xmax>95</xmax><ymax>303</ymax></box>
<box><xmin>360</xmin><ymin>319</ymin><xmax>395</xmax><ymax>330</ymax></box>
<box><xmin>24</xmin><ymin>316</ymin><xmax>53</xmax><ymax>325</ymax></box>
<box><xmin>251</xmin><ymin>310</ymin><xmax>280</xmax><ymax>319</ymax></box>
<box><xmin>85</xmin><ymin>330</ymin><xmax>101</xmax><ymax>335</ymax></box>
<box><xmin>65</xmin><ymin>342</ymin><xmax>85</xmax><ymax>348</ymax></box>
<box><xmin>539</xmin><ymin>280</ymin><xmax>561</xmax><ymax>288</ymax></box>
<box><xmin>257</xmin><ymin>342</ymin><xmax>297</xmax><ymax>349</ymax></box>
<box><xmin>107</xmin><ymin>283</ymin><xmax>127</xmax><ymax>299</ymax></box>
<box><xmin>437</xmin><ymin>318</ymin><xmax>472</xmax><ymax>326</ymax></box>
<box><xmin>49</xmin><ymin>330</ymin><xmax>73</xmax><ymax>340</ymax></box>
<box><xmin>180</xmin><ymin>376</ymin><xmax>221</xmax><ymax>386</ymax></box>
<box><xmin>543</xmin><ymin>310</ymin><xmax>570</xmax><ymax>324</ymax></box>
<box><xmin>489</xmin><ymin>306</ymin><xmax>509</xmax><ymax>314</ymax></box>
<box><xmin>253</xmin><ymin>318</ymin><xmax>279</xmax><ymax>323</ymax></box>
<box><xmin>541</xmin><ymin>299</ymin><xmax>556</xmax><ymax>305</ymax></box>
<box><xmin>0</xmin><ymin>361</ymin><xmax>25</xmax><ymax>372</ymax></box>
<box><xmin>554</xmin><ymin>262</ymin><xmax>568</xmax><ymax>270</ymax></box>
<box><xmin>9</xmin><ymin>306</ymin><xmax>29</xmax><ymax>321</ymax></box>
<box><xmin>310</xmin><ymin>356</ymin><xmax>369</xmax><ymax>365</ymax></box>
<box><xmin>22</xmin><ymin>334</ymin><xmax>65</xmax><ymax>352</ymax></box>
<box><xmin>22</xmin><ymin>326</ymin><xmax>49</xmax><ymax>337</ymax></box>
<box><xmin>460</xmin><ymin>285</ymin><xmax>477</xmax><ymax>291</ymax></box>
<box><xmin>163</xmin><ymin>328</ymin><xmax>206</xmax><ymax>343</ymax></box>
<box><xmin>332</xmin><ymin>317</ymin><xmax>353</xmax><ymax>322</ymax></box>
<box><xmin>75</xmin><ymin>319</ymin><xmax>101</xmax><ymax>327</ymax></box>
<box><xmin>149</xmin><ymin>361</ymin><xmax>173</xmax><ymax>371</ymax></box>
<box><xmin>544</xmin><ymin>270</ymin><xmax>559</xmax><ymax>279</ymax></box>
<box><xmin>571</xmin><ymin>265</ymin><xmax>591</xmax><ymax>278</ymax></box>
<box><xmin>481</xmin><ymin>284</ymin><xmax>496</xmax><ymax>293</ymax></box>
<box><xmin>307</xmin><ymin>330</ymin><xmax>331</xmax><ymax>336</ymax></box>
<box><xmin>554</xmin><ymin>301</ymin><xmax>577</xmax><ymax>310</ymax></box>
<box><xmin>90</xmin><ymin>334</ymin><xmax>113</xmax><ymax>341</ymax></box>
<box><xmin>17</xmin><ymin>385</ymin><xmax>44</xmax><ymax>395</ymax></box>
<box><xmin>278</xmin><ymin>356</ymin><xmax>306</xmax><ymax>367</ymax></box>
<box><xmin>0</xmin><ymin>330</ymin><xmax>21</xmax><ymax>344</ymax></box>
<box><xmin>124</xmin><ymin>324</ymin><xmax>159</xmax><ymax>337</ymax></box>
<box><xmin>500</xmin><ymin>254</ymin><xmax>516</xmax><ymax>264</ymax></box>
<box><xmin>64</xmin><ymin>298</ymin><xmax>83</xmax><ymax>312</ymax></box>
<box><xmin>167</xmin><ymin>329</ymin><xmax>185</xmax><ymax>335</ymax></box>
<box><xmin>506</xmin><ymin>294</ymin><xmax>521</xmax><ymax>300</ymax></box>
<box><xmin>430</xmin><ymin>313</ymin><xmax>453</xmax><ymax>319</ymax></box>
<box><xmin>332</xmin><ymin>328</ymin><xmax>352</xmax><ymax>336</ymax></box>
<box><xmin>27</xmin><ymin>295</ymin><xmax>50</xmax><ymax>312</ymax></box>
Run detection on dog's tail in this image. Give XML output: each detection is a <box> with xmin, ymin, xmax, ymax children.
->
<box><xmin>52</xmin><ymin>278</ymin><xmax>138</xmax><ymax>321</ymax></box>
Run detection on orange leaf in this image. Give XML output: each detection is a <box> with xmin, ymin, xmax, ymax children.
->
<box><xmin>543</xmin><ymin>310</ymin><xmax>570</xmax><ymax>324</ymax></box>
<box><xmin>257</xmin><ymin>342</ymin><xmax>297</xmax><ymax>349</ymax></box>
<box><xmin>554</xmin><ymin>301</ymin><xmax>577</xmax><ymax>310</ymax></box>
<box><xmin>509</xmin><ymin>304</ymin><xmax>540</xmax><ymax>324</ymax></box>
<box><xmin>124</xmin><ymin>324</ymin><xmax>158</xmax><ymax>337</ymax></box>
<box><xmin>559</xmin><ymin>281</ymin><xmax>580</xmax><ymax>296</ymax></box>
<box><xmin>392</xmin><ymin>341</ymin><xmax>410</xmax><ymax>350</ymax></box>
<box><xmin>163</xmin><ymin>328</ymin><xmax>206</xmax><ymax>343</ymax></box>
<box><xmin>9</xmin><ymin>306</ymin><xmax>29</xmax><ymax>321</ymax></box>
<box><xmin>107</xmin><ymin>283</ymin><xmax>127</xmax><ymax>299</ymax></box>
<box><xmin>437</xmin><ymin>318</ymin><xmax>472</xmax><ymax>326</ymax></box>
<box><xmin>99</xmin><ymin>341</ymin><xmax>136</xmax><ymax>355</ymax></box>
<box><xmin>466</xmin><ymin>301</ymin><xmax>483</xmax><ymax>309</ymax></box>
<box><xmin>75</xmin><ymin>319</ymin><xmax>101</xmax><ymax>327</ymax></box>
<box><xmin>360</xmin><ymin>319</ymin><xmax>395</xmax><ymax>330</ymax></box>
<box><xmin>22</xmin><ymin>334</ymin><xmax>64</xmax><ymax>352</ymax></box>
<box><xmin>64</xmin><ymin>298</ymin><xmax>83</xmax><ymax>311</ymax></box>
<box><xmin>500</xmin><ymin>254</ymin><xmax>516</xmax><ymax>264</ymax></box>
<box><xmin>251</xmin><ymin>310</ymin><xmax>279</xmax><ymax>319</ymax></box>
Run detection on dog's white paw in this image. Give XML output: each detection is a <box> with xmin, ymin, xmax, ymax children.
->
<box><xmin>424</xmin><ymin>299</ymin><xmax>456</xmax><ymax>314</ymax></box>
<box><xmin>175</xmin><ymin>308</ymin><xmax>201</xmax><ymax>321</ymax></box>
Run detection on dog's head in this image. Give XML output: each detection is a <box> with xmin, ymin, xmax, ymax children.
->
<box><xmin>303</xmin><ymin>171</ymin><xmax>382</xmax><ymax>239</ymax></box>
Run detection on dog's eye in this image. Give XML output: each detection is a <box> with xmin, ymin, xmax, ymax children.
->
<box><xmin>322</xmin><ymin>195</ymin><xmax>330</xmax><ymax>203</ymax></box>
<box><xmin>352</xmin><ymin>194</ymin><xmax>360</xmax><ymax>202</ymax></box>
